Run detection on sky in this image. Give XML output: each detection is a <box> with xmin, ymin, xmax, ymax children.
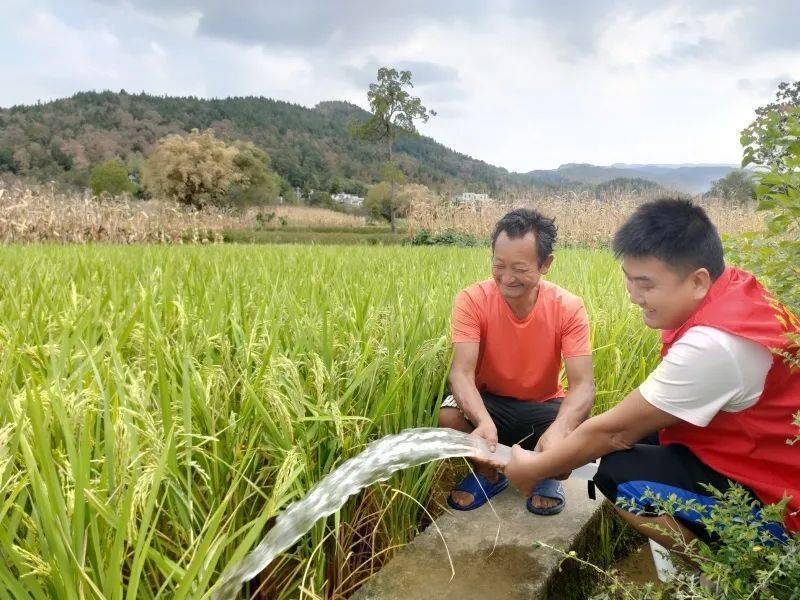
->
<box><xmin>1</xmin><ymin>0</ymin><xmax>798</xmax><ymax>172</ymax></box>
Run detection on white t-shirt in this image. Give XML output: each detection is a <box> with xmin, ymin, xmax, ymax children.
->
<box><xmin>639</xmin><ymin>326</ymin><xmax>773</xmax><ymax>427</ymax></box>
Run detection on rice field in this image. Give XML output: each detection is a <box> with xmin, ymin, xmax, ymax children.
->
<box><xmin>0</xmin><ymin>244</ymin><xmax>659</xmax><ymax>598</ymax></box>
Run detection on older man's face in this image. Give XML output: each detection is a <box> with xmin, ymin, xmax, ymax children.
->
<box><xmin>491</xmin><ymin>231</ymin><xmax>552</xmax><ymax>300</ymax></box>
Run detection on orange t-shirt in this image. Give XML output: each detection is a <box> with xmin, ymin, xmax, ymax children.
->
<box><xmin>451</xmin><ymin>279</ymin><xmax>591</xmax><ymax>401</ymax></box>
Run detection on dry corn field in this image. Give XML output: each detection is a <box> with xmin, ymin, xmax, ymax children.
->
<box><xmin>407</xmin><ymin>190</ymin><xmax>763</xmax><ymax>246</ymax></box>
<box><xmin>0</xmin><ymin>179</ymin><xmax>760</xmax><ymax>245</ymax></box>
<box><xmin>0</xmin><ymin>181</ymin><xmax>366</xmax><ymax>244</ymax></box>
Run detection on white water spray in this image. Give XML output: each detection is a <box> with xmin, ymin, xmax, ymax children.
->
<box><xmin>211</xmin><ymin>428</ymin><xmax>511</xmax><ymax>599</ymax></box>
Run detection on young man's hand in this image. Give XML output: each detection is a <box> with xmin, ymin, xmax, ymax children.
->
<box><xmin>470</xmin><ymin>419</ymin><xmax>498</xmax><ymax>452</ymax></box>
<box><xmin>501</xmin><ymin>444</ymin><xmax>540</xmax><ymax>493</ymax></box>
<box><xmin>536</xmin><ymin>421</ymin><xmax>573</xmax><ymax>480</ymax></box>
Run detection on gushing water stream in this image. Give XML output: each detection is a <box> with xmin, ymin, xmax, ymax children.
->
<box><xmin>211</xmin><ymin>427</ymin><xmax>512</xmax><ymax>599</ymax></box>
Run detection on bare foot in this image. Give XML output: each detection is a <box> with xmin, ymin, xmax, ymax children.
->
<box><xmin>528</xmin><ymin>495</ymin><xmax>561</xmax><ymax>510</ymax></box>
<box><xmin>450</xmin><ymin>470</ymin><xmax>502</xmax><ymax>508</ymax></box>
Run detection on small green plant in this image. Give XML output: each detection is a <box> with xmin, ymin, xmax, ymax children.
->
<box><xmin>405</xmin><ymin>228</ymin><xmax>483</xmax><ymax>247</ymax></box>
<box><xmin>255</xmin><ymin>210</ymin><xmax>276</xmax><ymax>229</ymax></box>
<box><xmin>589</xmin><ymin>487</ymin><xmax>798</xmax><ymax>599</ymax></box>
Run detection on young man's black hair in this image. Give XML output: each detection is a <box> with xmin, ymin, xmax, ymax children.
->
<box><xmin>612</xmin><ymin>198</ymin><xmax>725</xmax><ymax>279</ymax></box>
<box><xmin>491</xmin><ymin>208</ymin><xmax>557</xmax><ymax>267</ymax></box>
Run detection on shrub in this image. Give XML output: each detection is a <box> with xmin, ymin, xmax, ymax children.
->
<box><xmin>143</xmin><ymin>130</ymin><xmax>243</xmax><ymax>209</ymax></box>
<box><xmin>405</xmin><ymin>228</ymin><xmax>483</xmax><ymax>247</ymax></box>
<box><xmin>584</xmin><ymin>487</ymin><xmax>800</xmax><ymax>599</ymax></box>
<box><xmin>705</xmin><ymin>170</ymin><xmax>756</xmax><ymax>204</ymax></box>
<box><xmin>89</xmin><ymin>159</ymin><xmax>136</xmax><ymax>196</ymax></box>
<box><xmin>228</xmin><ymin>141</ymin><xmax>281</xmax><ymax>206</ymax></box>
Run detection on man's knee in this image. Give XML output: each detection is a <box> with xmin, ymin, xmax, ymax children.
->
<box><xmin>595</xmin><ymin>450</ymin><xmax>665</xmax><ymax>521</ymax></box>
<box><xmin>593</xmin><ymin>451</ymin><xmax>630</xmax><ymax>504</ymax></box>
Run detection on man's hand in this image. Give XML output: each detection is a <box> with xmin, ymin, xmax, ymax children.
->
<box><xmin>535</xmin><ymin>421</ymin><xmax>572</xmax><ymax>480</ymax></box>
<box><xmin>470</xmin><ymin>419</ymin><xmax>498</xmax><ymax>452</ymax></box>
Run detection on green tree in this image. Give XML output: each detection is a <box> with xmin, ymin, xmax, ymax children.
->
<box><xmin>0</xmin><ymin>148</ymin><xmax>16</xmax><ymax>173</ymax></box>
<box><xmin>738</xmin><ymin>80</ymin><xmax>800</xmax><ymax>316</ymax></box>
<box><xmin>365</xmin><ymin>180</ymin><xmax>413</xmax><ymax>223</ymax></box>
<box><xmin>742</xmin><ymin>81</ymin><xmax>800</xmax><ymax>170</ymax></box>
<box><xmin>341</xmin><ymin>179</ymin><xmax>367</xmax><ymax>197</ymax></box>
<box><xmin>49</xmin><ymin>138</ymin><xmax>73</xmax><ymax>170</ymax></box>
<box><xmin>278</xmin><ymin>178</ymin><xmax>298</xmax><ymax>204</ymax></box>
<box><xmin>308</xmin><ymin>190</ymin><xmax>333</xmax><ymax>207</ymax></box>
<box><xmin>705</xmin><ymin>170</ymin><xmax>755</xmax><ymax>203</ymax></box>
<box><xmin>351</xmin><ymin>67</ymin><xmax>435</xmax><ymax>232</ymax></box>
<box><xmin>380</xmin><ymin>161</ymin><xmax>406</xmax><ymax>188</ymax></box>
<box><xmin>229</xmin><ymin>141</ymin><xmax>281</xmax><ymax>205</ymax></box>
<box><xmin>89</xmin><ymin>159</ymin><xmax>136</xmax><ymax>196</ymax></box>
<box><xmin>365</xmin><ymin>182</ymin><xmax>393</xmax><ymax>221</ymax></box>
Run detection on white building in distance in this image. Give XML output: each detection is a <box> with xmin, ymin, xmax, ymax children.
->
<box><xmin>332</xmin><ymin>192</ymin><xmax>364</xmax><ymax>207</ymax></box>
<box><xmin>454</xmin><ymin>192</ymin><xmax>492</xmax><ymax>205</ymax></box>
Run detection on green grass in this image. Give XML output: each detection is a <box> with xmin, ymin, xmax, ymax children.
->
<box><xmin>0</xmin><ymin>245</ymin><xmax>659</xmax><ymax>598</ymax></box>
<box><xmin>221</xmin><ymin>228</ymin><xmax>406</xmax><ymax>245</ymax></box>
<box><xmin>266</xmin><ymin>226</ymin><xmax>402</xmax><ymax>234</ymax></box>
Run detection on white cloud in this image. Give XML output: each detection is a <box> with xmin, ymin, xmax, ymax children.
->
<box><xmin>0</xmin><ymin>0</ymin><xmax>798</xmax><ymax>170</ymax></box>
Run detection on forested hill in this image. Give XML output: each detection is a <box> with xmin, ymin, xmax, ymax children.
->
<box><xmin>0</xmin><ymin>90</ymin><xmax>545</xmax><ymax>194</ymax></box>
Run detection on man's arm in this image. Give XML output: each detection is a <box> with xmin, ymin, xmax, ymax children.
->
<box><xmin>495</xmin><ymin>389</ymin><xmax>683</xmax><ymax>494</ymax></box>
<box><xmin>448</xmin><ymin>342</ymin><xmax>498</xmax><ymax>450</ymax></box>
<box><xmin>537</xmin><ymin>355</ymin><xmax>595</xmax><ymax>450</ymax></box>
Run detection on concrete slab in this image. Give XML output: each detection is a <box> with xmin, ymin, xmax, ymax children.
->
<box><xmin>353</xmin><ymin>464</ymin><xmax>601</xmax><ymax>600</ymax></box>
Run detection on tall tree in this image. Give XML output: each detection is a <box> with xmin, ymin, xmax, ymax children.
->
<box><xmin>89</xmin><ymin>159</ymin><xmax>136</xmax><ymax>196</ymax></box>
<box><xmin>352</xmin><ymin>68</ymin><xmax>435</xmax><ymax>232</ymax></box>
<box><xmin>736</xmin><ymin>80</ymin><xmax>800</xmax><ymax>317</ymax></box>
<box><xmin>742</xmin><ymin>80</ymin><xmax>800</xmax><ymax>171</ymax></box>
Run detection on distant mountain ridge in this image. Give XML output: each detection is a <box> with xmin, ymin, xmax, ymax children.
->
<box><xmin>0</xmin><ymin>91</ymin><xmax>546</xmax><ymax>194</ymax></box>
<box><xmin>0</xmin><ymin>90</ymin><xmax>733</xmax><ymax>195</ymax></box>
<box><xmin>532</xmin><ymin>163</ymin><xmax>738</xmax><ymax>194</ymax></box>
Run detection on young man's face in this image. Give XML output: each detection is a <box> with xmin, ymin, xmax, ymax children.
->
<box><xmin>491</xmin><ymin>231</ymin><xmax>553</xmax><ymax>301</ymax></box>
<box><xmin>622</xmin><ymin>256</ymin><xmax>712</xmax><ymax>330</ymax></box>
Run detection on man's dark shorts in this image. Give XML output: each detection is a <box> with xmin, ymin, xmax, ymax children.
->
<box><xmin>593</xmin><ymin>436</ymin><xmax>788</xmax><ymax>543</ymax></box>
<box><xmin>441</xmin><ymin>390</ymin><xmax>562</xmax><ymax>450</ymax></box>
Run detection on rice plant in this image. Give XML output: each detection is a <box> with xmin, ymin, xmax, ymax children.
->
<box><xmin>0</xmin><ymin>244</ymin><xmax>658</xmax><ymax>598</ymax></box>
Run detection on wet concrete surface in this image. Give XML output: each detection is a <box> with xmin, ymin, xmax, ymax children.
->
<box><xmin>353</xmin><ymin>464</ymin><xmax>601</xmax><ymax>600</ymax></box>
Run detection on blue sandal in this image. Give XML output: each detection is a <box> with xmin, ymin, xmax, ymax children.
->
<box><xmin>447</xmin><ymin>472</ymin><xmax>509</xmax><ymax>511</ymax></box>
<box><xmin>526</xmin><ymin>478</ymin><xmax>566</xmax><ymax>515</ymax></box>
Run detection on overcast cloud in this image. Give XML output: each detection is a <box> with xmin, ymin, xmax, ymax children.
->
<box><xmin>0</xmin><ymin>0</ymin><xmax>798</xmax><ymax>170</ymax></box>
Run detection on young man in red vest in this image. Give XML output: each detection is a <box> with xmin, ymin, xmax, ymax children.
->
<box><xmin>478</xmin><ymin>198</ymin><xmax>800</xmax><ymax>546</ymax></box>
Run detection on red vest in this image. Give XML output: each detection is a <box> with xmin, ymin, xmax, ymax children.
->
<box><xmin>659</xmin><ymin>267</ymin><xmax>800</xmax><ymax>533</ymax></box>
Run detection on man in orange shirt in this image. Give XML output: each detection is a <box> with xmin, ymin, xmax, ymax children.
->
<box><xmin>440</xmin><ymin>208</ymin><xmax>595</xmax><ymax>513</ymax></box>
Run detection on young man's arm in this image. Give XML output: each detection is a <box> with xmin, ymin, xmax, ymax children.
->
<box><xmin>536</xmin><ymin>354</ymin><xmax>595</xmax><ymax>451</ymax></box>
<box><xmin>448</xmin><ymin>342</ymin><xmax>498</xmax><ymax>451</ymax></box>
<box><xmin>487</xmin><ymin>389</ymin><xmax>683</xmax><ymax>494</ymax></box>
